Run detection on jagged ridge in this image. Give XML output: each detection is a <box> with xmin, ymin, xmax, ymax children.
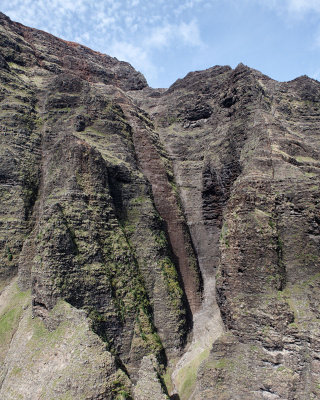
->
<box><xmin>1</xmin><ymin>12</ymin><xmax>320</xmax><ymax>400</ymax></box>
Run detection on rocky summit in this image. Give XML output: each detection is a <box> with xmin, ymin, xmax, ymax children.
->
<box><xmin>0</xmin><ymin>11</ymin><xmax>320</xmax><ymax>400</ymax></box>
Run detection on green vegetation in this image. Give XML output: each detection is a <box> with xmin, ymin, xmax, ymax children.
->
<box><xmin>268</xmin><ymin>219</ymin><xmax>275</xmax><ymax>229</ymax></box>
<box><xmin>158</xmin><ymin>257</ymin><xmax>184</xmax><ymax>308</ymax></box>
<box><xmin>220</xmin><ymin>223</ymin><xmax>229</xmax><ymax>248</ymax></box>
<box><xmin>297</xmin><ymin>252</ymin><xmax>319</xmax><ymax>264</ymax></box>
<box><xmin>304</xmin><ymin>172</ymin><xmax>317</xmax><ymax>178</ymax></box>
<box><xmin>0</xmin><ymin>307</ymin><xmax>21</xmax><ymax>340</ymax></box>
<box><xmin>203</xmin><ymin>355</ymin><xmax>235</xmax><ymax>375</ymax></box>
<box><xmin>130</xmin><ymin>195</ymin><xmax>148</xmax><ymax>205</ymax></box>
<box><xmin>6</xmin><ymin>246</ymin><xmax>13</xmax><ymax>261</ymax></box>
<box><xmin>163</xmin><ymin>366</ymin><xmax>174</xmax><ymax>395</ymax></box>
<box><xmin>296</xmin><ymin>155</ymin><xmax>319</xmax><ymax>164</ymax></box>
<box><xmin>112</xmin><ymin>378</ymin><xmax>132</xmax><ymax>400</ymax></box>
<box><xmin>137</xmin><ymin>111</ymin><xmax>154</xmax><ymax>128</ymax></box>
<box><xmin>0</xmin><ymin>296</ymin><xmax>133</xmax><ymax>399</ymax></box>
<box><xmin>19</xmin><ymin>150</ymin><xmax>41</xmax><ymax>219</ymax></box>
<box><xmin>81</xmin><ymin>225</ymin><xmax>165</xmax><ymax>358</ymax></box>
<box><xmin>135</xmin><ymin>309</ymin><xmax>163</xmax><ymax>354</ymax></box>
<box><xmin>0</xmin><ymin>282</ymin><xmax>29</xmax><ymax>363</ymax></box>
<box><xmin>154</xmin><ymin>231</ymin><xmax>167</xmax><ymax>249</ymax></box>
<box><xmin>176</xmin><ymin>347</ymin><xmax>210</xmax><ymax>400</ymax></box>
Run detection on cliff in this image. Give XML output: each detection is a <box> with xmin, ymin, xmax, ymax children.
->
<box><xmin>0</xmin><ymin>12</ymin><xmax>320</xmax><ymax>400</ymax></box>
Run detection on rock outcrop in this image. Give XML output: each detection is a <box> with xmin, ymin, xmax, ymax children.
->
<box><xmin>1</xmin><ymin>11</ymin><xmax>320</xmax><ymax>400</ymax></box>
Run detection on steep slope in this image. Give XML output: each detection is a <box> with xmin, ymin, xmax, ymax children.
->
<box><xmin>0</xmin><ymin>280</ymin><xmax>131</xmax><ymax>400</ymax></box>
<box><xmin>0</xmin><ymin>12</ymin><xmax>201</xmax><ymax>398</ymax></box>
<box><xmin>1</xmin><ymin>11</ymin><xmax>320</xmax><ymax>400</ymax></box>
<box><xmin>132</xmin><ymin>64</ymin><xmax>320</xmax><ymax>399</ymax></box>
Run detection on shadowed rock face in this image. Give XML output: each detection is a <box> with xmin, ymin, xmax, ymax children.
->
<box><xmin>0</xmin><ymin>11</ymin><xmax>200</xmax><ymax>394</ymax></box>
<box><xmin>1</xmin><ymin>11</ymin><xmax>320</xmax><ymax>400</ymax></box>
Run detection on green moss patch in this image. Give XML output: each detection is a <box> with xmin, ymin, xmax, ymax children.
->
<box><xmin>176</xmin><ymin>347</ymin><xmax>210</xmax><ymax>400</ymax></box>
<box><xmin>0</xmin><ymin>281</ymin><xmax>30</xmax><ymax>363</ymax></box>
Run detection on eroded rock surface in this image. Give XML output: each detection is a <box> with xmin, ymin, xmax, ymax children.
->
<box><xmin>130</xmin><ymin>64</ymin><xmax>320</xmax><ymax>399</ymax></box>
<box><xmin>1</xmin><ymin>11</ymin><xmax>320</xmax><ymax>400</ymax></box>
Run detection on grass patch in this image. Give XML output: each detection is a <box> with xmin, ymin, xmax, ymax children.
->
<box><xmin>163</xmin><ymin>366</ymin><xmax>174</xmax><ymax>395</ymax></box>
<box><xmin>296</xmin><ymin>156</ymin><xmax>319</xmax><ymax>164</ymax></box>
<box><xmin>176</xmin><ymin>347</ymin><xmax>210</xmax><ymax>400</ymax></box>
<box><xmin>0</xmin><ymin>282</ymin><xmax>30</xmax><ymax>363</ymax></box>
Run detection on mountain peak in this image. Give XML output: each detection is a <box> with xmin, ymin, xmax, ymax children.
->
<box><xmin>0</xmin><ymin>12</ymin><xmax>320</xmax><ymax>400</ymax></box>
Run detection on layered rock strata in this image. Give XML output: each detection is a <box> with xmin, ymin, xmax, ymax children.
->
<box><xmin>1</xmin><ymin>12</ymin><xmax>320</xmax><ymax>400</ymax></box>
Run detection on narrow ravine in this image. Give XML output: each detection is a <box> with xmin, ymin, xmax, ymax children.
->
<box><xmin>128</xmin><ymin>84</ymin><xmax>227</xmax><ymax>399</ymax></box>
<box><xmin>170</xmin><ymin>230</ymin><xmax>225</xmax><ymax>400</ymax></box>
<box><xmin>119</xmin><ymin>95</ymin><xmax>203</xmax><ymax>316</ymax></box>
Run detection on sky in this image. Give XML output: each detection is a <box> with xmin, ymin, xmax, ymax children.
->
<box><xmin>1</xmin><ymin>0</ymin><xmax>320</xmax><ymax>88</ymax></box>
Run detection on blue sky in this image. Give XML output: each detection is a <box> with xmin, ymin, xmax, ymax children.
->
<box><xmin>1</xmin><ymin>0</ymin><xmax>320</xmax><ymax>88</ymax></box>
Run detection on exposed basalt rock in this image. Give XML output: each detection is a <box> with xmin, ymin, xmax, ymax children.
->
<box><xmin>1</xmin><ymin>11</ymin><xmax>320</xmax><ymax>400</ymax></box>
<box><xmin>130</xmin><ymin>62</ymin><xmax>320</xmax><ymax>399</ymax></box>
<box><xmin>0</xmin><ymin>11</ymin><xmax>195</xmax><ymax>390</ymax></box>
<box><xmin>0</xmin><ymin>281</ymin><xmax>132</xmax><ymax>400</ymax></box>
<box><xmin>134</xmin><ymin>355</ymin><xmax>169</xmax><ymax>400</ymax></box>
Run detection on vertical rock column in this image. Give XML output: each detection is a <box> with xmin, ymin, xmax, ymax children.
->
<box><xmin>120</xmin><ymin>99</ymin><xmax>202</xmax><ymax>315</ymax></box>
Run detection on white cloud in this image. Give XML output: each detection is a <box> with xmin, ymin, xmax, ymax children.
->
<box><xmin>146</xmin><ymin>20</ymin><xmax>203</xmax><ymax>49</ymax></box>
<box><xmin>254</xmin><ymin>0</ymin><xmax>320</xmax><ymax>15</ymax></box>
<box><xmin>51</xmin><ymin>0</ymin><xmax>88</xmax><ymax>13</ymax></box>
<box><xmin>252</xmin><ymin>0</ymin><xmax>320</xmax><ymax>52</ymax></box>
<box><xmin>286</xmin><ymin>0</ymin><xmax>320</xmax><ymax>13</ymax></box>
<box><xmin>174</xmin><ymin>0</ymin><xmax>209</xmax><ymax>15</ymax></box>
<box><xmin>108</xmin><ymin>41</ymin><xmax>158</xmax><ymax>81</ymax></box>
<box><xmin>178</xmin><ymin>20</ymin><xmax>203</xmax><ymax>46</ymax></box>
<box><xmin>146</xmin><ymin>24</ymin><xmax>173</xmax><ymax>48</ymax></box>
<box><xmin>1</xmin><ymin>0</ymin><xmax>207</xmax><ymax>86</ymax></box>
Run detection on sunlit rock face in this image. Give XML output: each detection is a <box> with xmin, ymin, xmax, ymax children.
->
<box><xmin>1</xmin><ymin>11</ymin><xmax>320</xmax><ymax>400</ymax></box>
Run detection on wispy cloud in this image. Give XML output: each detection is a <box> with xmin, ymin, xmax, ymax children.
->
<box><xmin>4</xmin><ymin>0</ymin><xmax>317</xmax><ymax>88</ymax></box>
<box><xmin>286</xmin><ymin>0</ymin><xmax>320</xmax><ymax>13</ymax></box>
<box><xmin>108</xmin><ymin>41</ymin><xmax>159</xmax><ymax>81</ymax></box>
<box><xmin>108</xmin><ymin>19</ymin><xmax>203</xmax><ymax>83</ymax></box>
<box><xmin>254</xmin><ymin>0</ymin><xmax>320</xmax><ymax>15</ymax></box>
<box><xmin>1</xmin><ymin>0</ymin><xmax>208</xmax><ymax>41</ymax></box>
<box><xmin>1</xmin><ymin>0</ymin><xmax>207</xmax><ymax>86</ymax></box>
<box><xmin>146</xmin><ymin>20</ymin><xmax>203</xmax><ymax>48</ymax></box>
<box><xmin>174</xmin><ymin>0</ymin><xmax>210</xmax><ymax>15</ymax></box>
<box><xmin>252</xmin><ymin>0</ymin><xmax>320</xmax><ymax>52</ymax></box>
<box><xmin>178</xmin><ymin>20</ymin><xmax>203</xmax><ymax>47</ymax></box>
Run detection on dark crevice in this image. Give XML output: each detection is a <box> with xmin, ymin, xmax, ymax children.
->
<box><xmin>107</xmin><ymin>163</ymin><xmax>132</xmax><ymax>221</ymax></box>
<box><xmin>274</xmin><ymin>198</ymin><xmax>286</xmax><ymax>291</ymax></box>
<box><xmin>221</xmin><ymin>96</ymin><xmax>237</xmax><ymax>108</ymax></box>
<box><xmin>202</xmin><ymin>160</ymin><xmax>242</xmax><ymax>227</ymax></box>
<box><xmin>161</xmin><ymin>218</ymin><xmax>194</xmax><ymax>333</ymax></box>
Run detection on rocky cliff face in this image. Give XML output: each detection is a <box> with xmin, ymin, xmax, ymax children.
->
<box><xmin>0</xmin><ymin>12</ymin><xmax>320</xmax><ymax>400</ymax></box>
